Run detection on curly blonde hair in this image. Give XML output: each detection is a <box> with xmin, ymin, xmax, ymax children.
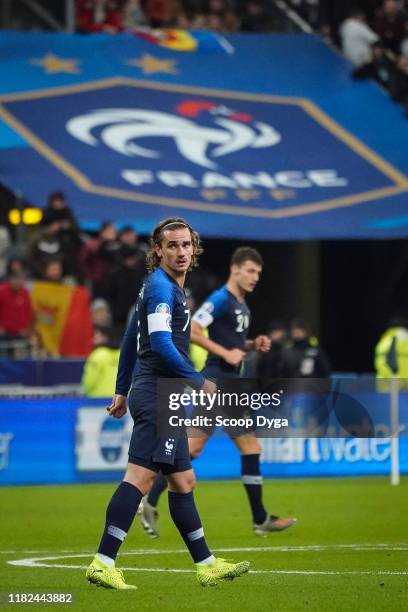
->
<box><xmin>146</xmin><ymin>217</ymin><xmax>203</xmax><ymax>273</ymax></box>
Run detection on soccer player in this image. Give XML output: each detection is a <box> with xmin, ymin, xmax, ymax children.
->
<box><xmin>142</xmin><ymin>247</ymin><xmax>296</xmax><ymax>538</ymax></box>
<box><xmin>86</xmin><ymin>218</ymin><xmax>250</xmax><ymax>590</ymax></box>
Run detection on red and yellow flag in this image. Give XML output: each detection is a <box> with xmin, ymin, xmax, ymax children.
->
<box><xmin>31</xmin><ymin>282</ymin><xmax>93</xmax><ymax>357</ymax></box>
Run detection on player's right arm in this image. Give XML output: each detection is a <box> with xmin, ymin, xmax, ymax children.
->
<box><xmin>192</xmin><ymin>294</ymin><xmax>245</xmax><ymax>367</ymax></box>
<box><xmin>108</xmin><ymin>307</ymin><xmax>139</xmax><ymax>419</ymax></box>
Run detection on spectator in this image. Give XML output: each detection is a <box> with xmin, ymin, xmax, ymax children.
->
<box><xmin>186</xmin><ymin>288</ymin><xmax>209</xmax><ymax>371</ymax></box>
<box><xmin>41</xmin><ymin>191</ymin><xmax>79</xmax><ymax>231</ymax></box>
<box><xmin>353</xmin><ymin>41</ymin><xmax>396</xmax><ymax>88</ymax></box>
<box><xmin>76</xmin><ymin>0</ymin><xmax>124</xmax><ymax>33</ymax></box>
<box><xmin>122</xmin><ymin>0</ymin><xmax>146</xmax><ymax>27</ymax></box>
<box><xmin>375</xmin><ymin>316</ymin><xmax>408</xmax><ymax>388</ymax></box>
<box><xmin>280</xmin><ymin>318</ymin><xmax>331</xmax><ymax>378</ymax></box>
<box><xmin>0</xmin><ymin>226</ymin><xmax>11</xmax><ymax>279</ymax></box>
<box><xmin>78</xmin><ymin>222</ymin><xmax>121</xmax><ymax>297</ymax></box>
<box><xmin>91</xmin><ymin>298</ymin><xmax>113</xmax><ymax>327</ymax></box>
<box><xmin>193</xmin><ymin>0</ymin><xmax>239</xmax><ymax>32</ymax></box>
<box><xmin>119</xmin><ymin>225</ymin><xmax>148</xmax><ymax>254</ymax></box>
<box><xmin>340</xmin><ymin>9</ymin><xmax>379</xmax><ymax>67</ymax></box>
<box><xmin>142</xmin><ymin>0</ymin><xmax>182</xmax><ymax>27</ymax></box>
<box><xmin>375</xmin><ymin>0</ymin><xmax>407</xmax><ymax>54</ymax></box>
<box><xmin>0</xmin><ymin>270</ymin><xmax>32</xmax><ymax>339</ymax></box>
<box><xmin>42</xmin><ymin>258</ymin><xmax>65</xmax><ymax>284</ymax></box>
<box><xmin>319</xmin><ymin>0</ymin><xmax>355</xmax><ymax>43</ymax></box>
<box><xmin>41</xmin><ymin>191</ymin><xmax>82</xmax><ymax>278</ymax></box>
<box><xmin>6</xmin><ymin>257</ymin><xmax>27</xmax><ymax>278</ymax></box>
<box><xmin>258</xmin><ymin>320</ymin><xmax>287</xmax><ymax>381</ymax></box>
<box><xmin>28</xmin><ymin>221</ymin><xmax>64</xmax><ymax>279</ymax></box>
<box><xmin>241</xmin><ymin>0</ymin><xmax>272</xmax><ymax>33</ymax></box>
<box><xmin>390</xmin><ymin>53</ymin><xmax>408</xmax><ymax>111</ymax></box>
<box><xmin>81</xmin><ymin>326</ymin><xmax>120</xmax><ymax>397</ymax></box>
<box><xmin>361</xmin><ymin>0</ymin><xmax>383</xmax><ymax>23</ymax></box>
<box><xmin>27</xmin><ymin>328</ymin><xmax>47</xmax><ymax>360</ymax></box>
<box><xmin>107</xmin><ymin>245</ymin><xmax>145</xmax><ymax>332</ymax></box>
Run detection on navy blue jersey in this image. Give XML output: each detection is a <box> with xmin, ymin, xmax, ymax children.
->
<box><xmin>193</xmin><ymin>285</ymin><xmax>251</xmax><ymax>373</ymax></box>
<box><xmin>115</xmin><ymin>267</ymin><xmax>204</xmax><ymax>393</ymax></box>
<box><xmin>134</xmin><ymin>267</ymin><xmax>203</xmax><ymax>382</ymax></box>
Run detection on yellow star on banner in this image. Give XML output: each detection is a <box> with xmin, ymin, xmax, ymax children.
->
<box><xmin>30</xmin><ymin>53</ymin><xmax>81</xmax><ymax>74</ymax></box>
<box><xmin>127</xmin><ymin>54</ymin><xmax>178</xmax><ymax>75</ymax></box>
<box><xmin>201</xmin><ymin>190</ymin><xmax>227</xmax><ymax>201</ymax></box>
<box><xmin>235</xmin><ymin>190</ymin><xmax>260</xmax><ymax>201</ymax></box>
<box><xmin>269</xmin><ymin>189</ymin><xmax>296</xmax><ymax>201</ymax></box>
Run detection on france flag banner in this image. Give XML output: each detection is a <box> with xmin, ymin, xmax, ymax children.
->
<box><xmin>0</xmin><ymin>31</ymin><xmax>407</xmax><ymax>239</ymax></box>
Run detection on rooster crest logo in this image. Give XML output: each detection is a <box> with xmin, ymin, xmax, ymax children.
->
<box><xmin>66</xmin><ymin>100</ymin><xmax>281</xmax><ymax>170</ymax></box>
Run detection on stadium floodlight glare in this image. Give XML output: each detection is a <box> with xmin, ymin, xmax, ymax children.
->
<box><xmin>8</xmin><ymin>207</ymin><xmax>43</xmax><ymax>225</ymax></box>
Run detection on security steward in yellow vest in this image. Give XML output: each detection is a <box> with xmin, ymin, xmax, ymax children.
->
<box><xmin>82</xmin><ymin>326</ymin><xmax>120</xmax><ymax>397</ymax></box>
<box><xmin>375</xmin><ymin>318</ymin><xmax>408</xmax><ymax>390</ymax></box>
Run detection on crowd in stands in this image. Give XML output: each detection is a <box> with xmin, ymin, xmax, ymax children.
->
<box><xmin>0</xmin><ymin>191</ymin><xmax>330</xmax><ymax>387</ymax></box>
<box><xmin>277</xmin><ymin>1</ymin><xmax>408</xmax><ymax>116</ymax></box>
<box><xmin>338</xmin><ymin>1</ymin><xmax>408</xmax><ymax>115</ymax></box>
<box><xmin>76</xmin><ymin>0</ymin><xmax>279</xmax><ymax>33</ymax></box>
<box><xmin>0</xmin><ymin>191</ymin><xmax>221</xmax><ymax>362</ymax></box>
<box><xmin>0</xmin><ymin>191</ymin><xmax>149</xmax><ymax>359</ymax></box>
<box><xmin>75</xmin><ymin>1</ymin><xmax>408</xmax><ymax>41</ymax></box>
<box><xmin>75</xmin><ymin>1</ymin><xmax>408</xmax><ymax>115</ymax></box>
<box><xmin>290</xmin><ymin>1</ymin><xmax>408</xmax><ymax>115</ymax></box>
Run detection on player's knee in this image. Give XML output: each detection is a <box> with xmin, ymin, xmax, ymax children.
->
<box><xmin>167</xmin><ymin>471</ymin><xmax>196</xmax><ymax>493</ymax></box>
<box><xmin>123</xmin><ymin>464</ymin><xmax>156</xmax><ymax>494</ymax></box>
<box><xmin>236</xmin><ymin>436</ymin><xmax>262</xmax><ymax>455</ymax></box>
<box><xmin>184</xmin><ymin>471</ymin><xmax>196</xmax><ymax>492</ymax></box>
<box><xmin>176</xmin><ymin>473</ymin><xmax>196</xmax><ymax>493</ymax></box>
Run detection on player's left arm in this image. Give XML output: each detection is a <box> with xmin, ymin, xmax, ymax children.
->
<box><xmin>147</xmin><ymin>282</ymin><xmax>205</xmax><ymax>384</ymax></box>
<box><xmin>245</xmin><ymin>335</ymin><xmax>271</xmax><ymax>352</ymax></box>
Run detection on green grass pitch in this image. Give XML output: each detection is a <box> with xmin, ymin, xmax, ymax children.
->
<box><xmin>1</xmin><ymin>477</ymin><xmax>407</xmax><ymax>611</ymax></box>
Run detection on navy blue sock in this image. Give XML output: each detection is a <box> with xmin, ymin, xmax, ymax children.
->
<box><xmin>98</xmin><ymin>481</ymin><xmax>143</xmax><ymax>561</ymax></box>
<box><xmin>147</xmin><ymin>472</ymin><xmax>168</xmax><ymax>507</ymax></box>
<box><xmin>168</xmin><ymin>491</ymin><xmax>212</xmax><ymax>563</ymax></box>
<box><xmin>241</xmin><ymin>454</ymin><xmax>268</xmax><ymax>525</ymax></box>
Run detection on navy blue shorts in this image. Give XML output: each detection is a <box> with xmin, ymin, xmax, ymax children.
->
<box><xmin>127</xmin><ymin>377</ymin><xmax>192</xmax><ymax>475</ymax></box>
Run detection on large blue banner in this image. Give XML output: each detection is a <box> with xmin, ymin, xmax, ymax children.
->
<box><xmin>0</xmin><ymin>394</ymin><xmax>407</xmax><ymax>485</ymax></box>
<box><xmin>0</xmin><ymin>32</ymin><xmax>407</xmax><ymax>239</ymax></box>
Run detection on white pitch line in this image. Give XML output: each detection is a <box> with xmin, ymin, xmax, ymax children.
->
<box><xmin>6</xmin><ymin>562</ymin><xmax>408</xmax><ymax>576</ymax></box>
<box><xmin>7</xmin><ymin>545</ymin><xmax>408</xmax><ymax>577</ymax></box>
<box><xmin>214</xmin><ymin>545</ymin><xmax>408</xmax><ymax>553</ymax></box>
<box><xmin>8</xmin><ymin>543</ymin><xmax>408</xmax><ymax>566</ymax></box>
<box><xmin>0</xmin><ymin>550</ymin><xmax>96</xmax><ymax>555</ymax></box>
<box><xmin>3</xmin><ymin>543</ymin><xmax>408</xmax><ymax>556</ymax></box>
<box><xmin>0</xmin><ymin>550</ymin><xmax>64</xmax><ymax>554</ymax></box>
